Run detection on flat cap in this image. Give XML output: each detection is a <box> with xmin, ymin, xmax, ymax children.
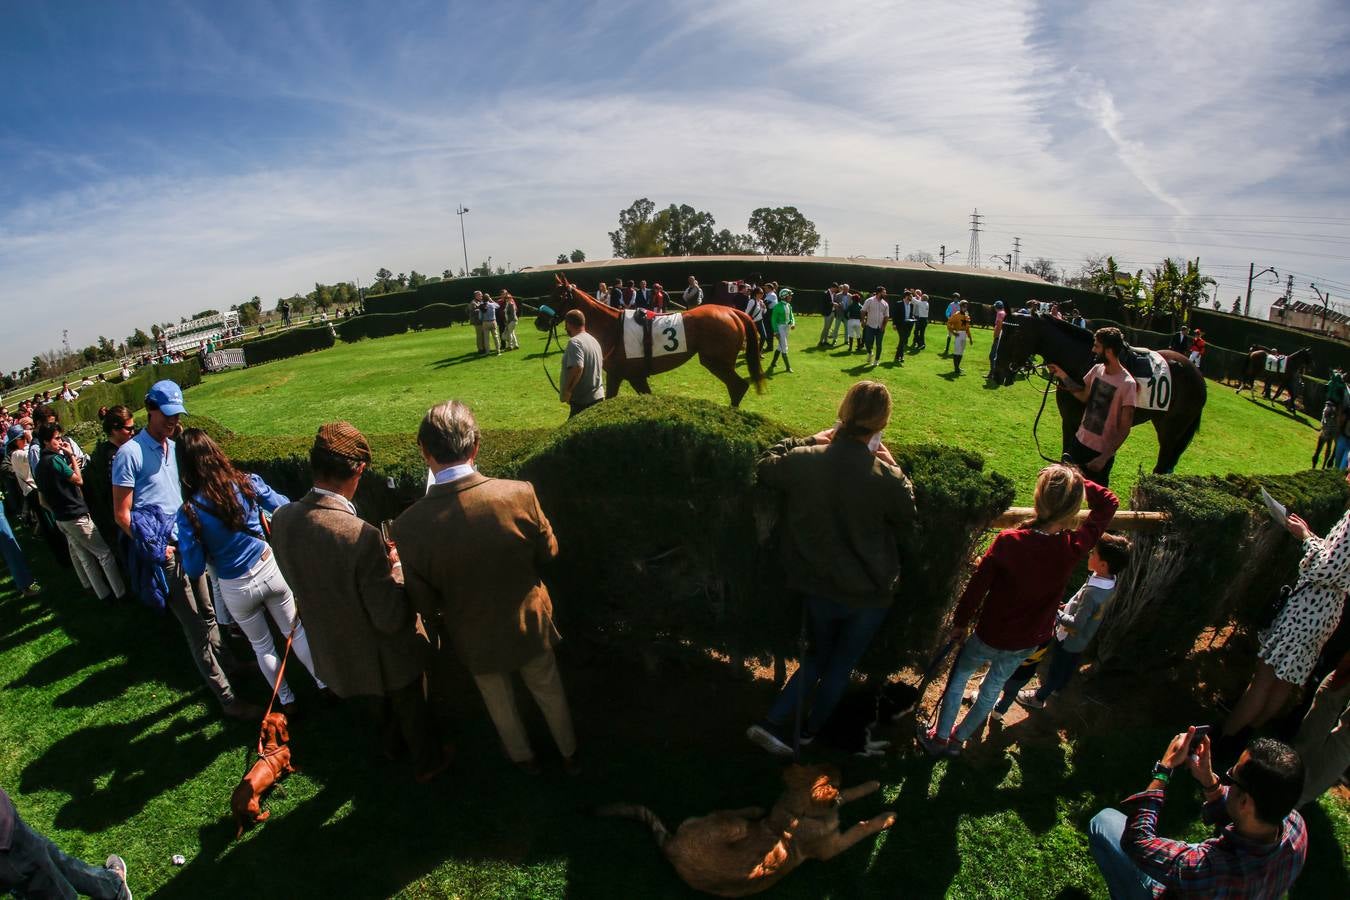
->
<box><xmin>313</xmin><ymin>421</ymin><xmax>371</xmax><ymax>462</ymax></box>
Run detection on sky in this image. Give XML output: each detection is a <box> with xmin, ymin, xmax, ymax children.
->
<box><xmin>2</xmin><ymin>0</ymin><xmax>1349</xmax><ymax>371</ymax></box>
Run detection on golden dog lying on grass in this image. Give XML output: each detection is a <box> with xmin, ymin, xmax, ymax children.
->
<box><xmin>598</xmin><ymin>764</ymin><xmax>895</xmax><ymax>897</ymax></box>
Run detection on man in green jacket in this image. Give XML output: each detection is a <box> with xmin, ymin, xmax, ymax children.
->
<box><xmin>768</xmin><ymin>289</ymin><xmax>797</xmax><ymax>374</ymax></box>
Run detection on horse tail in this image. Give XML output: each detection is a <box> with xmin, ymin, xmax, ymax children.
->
<box><xmin>739</xmin><ymin>310</ymin><xmax>765</xmax><ymax>392</ymax></box>
<box><xmin>595</xmin><ymin>803</ymin><xmax>670</xmax><ymax>849</ymax></box>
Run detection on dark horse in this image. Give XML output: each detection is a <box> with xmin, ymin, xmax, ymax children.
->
<box><xmin>990</xmin><ymin>314</ymin><xmax>1207</xmax><ymax>474</ymax></box>
<box><xmin>1235</xmin><ymin>346</ymin><xmax>1312</xmax><ymax>410</ymax></box>
<box><xmin>536</xmin><ymin>274</ymin><xmax>765</xmax><ymax>406</ymax></box>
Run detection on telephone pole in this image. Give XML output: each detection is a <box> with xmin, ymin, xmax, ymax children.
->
<box><xmin>1312</xmin><ymin>284</ymin><xmax>1332</xmax><ymax>331</ymax></box>
<box><xmin>1012</xmin><ymin>237</ymin><xmax>1022</xmax><ymax>271</ymax></box>
<box><xmin>895</xmin><ymin>243</ymin><xmax>900</xmax><ymax>261</ymax></box>
<box><xmin>1283</xmin><ymin>274</ymin><xmax>1294</xmax><ymax>302</ymax></box>
<box><xmin>967</xmin><ymin>209</ymin><xmax>983</xmax><ymax>268</ymax></box>
<box><xmin>456</xmin><ymin>204</ymin><xmax>471</xmax><ymax>277</ymax></box>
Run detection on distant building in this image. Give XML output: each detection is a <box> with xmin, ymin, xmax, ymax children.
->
<box><xmin>1269</xmin><ymin>297</ymin><xmax>1350</xmax><ymax>340</ymax></box>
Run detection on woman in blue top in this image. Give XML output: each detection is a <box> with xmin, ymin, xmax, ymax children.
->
<box><xmin>176</xmin><ymin>429</ymin><xmax>325</xmax><ymax>712</ymax></box>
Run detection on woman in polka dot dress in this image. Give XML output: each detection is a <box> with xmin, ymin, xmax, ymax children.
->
<box><xmin>1221</xmin><ymin>475</ymin><xmax>1350</xmax><ymax>744</ymax></box>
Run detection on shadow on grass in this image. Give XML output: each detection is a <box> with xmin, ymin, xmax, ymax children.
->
<box><xmin>430</xmin><ymin>352</ymin><xmax>491</xmax><ymax>368</ymax></box>
<box><xmin>1238</xmin><ymin>393</ymin><xmax>1314</xmax><ymax>428</ymax></box>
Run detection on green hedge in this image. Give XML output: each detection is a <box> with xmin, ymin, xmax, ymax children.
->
<box><xmin>50</xmin><ymin>361</ymin><xmax>203</xmax><ymax>425</ymax></box>
<box><xmin>1190</xmin><ymin>307</ymin><xmax>1350</xmax><ymax>380</ymax></box>
<box><xmin>364</xmin><ymin>258</ymin><xmax>1123</xmax><ymax>322</ymax></box>
<box><xmin>1094</xmin><ymin>469</ymin><xmax>1350</xmax><ymax>668</ymax></box>
<box><xmin>335</xmin><ymin>303</ymin><xmax>471</xmax><ymax>343</ymax></box>
<box><xmin>242</xmin><ymin>325</ymin><xmax>335</xmax><ymax>367</ymax></box>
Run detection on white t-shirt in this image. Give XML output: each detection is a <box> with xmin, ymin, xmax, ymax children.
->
<box><xmin>912</xmin><ymin>298</ymin><xmax>929</xmax><ymax>318</ymax></box>
<box><xmin>862</xmin><ymin>296</ymin><xmax>890</xmax><ymax>328</ymax></box>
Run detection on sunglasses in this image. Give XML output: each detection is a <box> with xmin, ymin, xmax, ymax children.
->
<box><xmin>114</xmin><ymin>423</ymin><xmax>136</xmax><ymax>434</ymax></box>
<box><xmin>1219</xmin><ymin>765</ymin><xmax>1249</xmax><ymax>793</ymax></box>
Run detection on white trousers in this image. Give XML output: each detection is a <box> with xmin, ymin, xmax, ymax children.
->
<box><xmin>56</xmin><ymin>516</ymin><xmax>125</xmax><ymax>600</ymax></box>
<box><xmin>216</xmin><ymin>552</ymin><xmax>325</xmax><ymax>705</ymax></box>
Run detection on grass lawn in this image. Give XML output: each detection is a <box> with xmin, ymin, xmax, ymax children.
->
<box><xmin>3</xmin><ymin>317</ymin><xmax>1347</xmax><ymax>898</ymax></box>
<box><xmin>183</xmin><ymin>315</ymin><xmax>1320</xmax><ymax>504</ymax></box>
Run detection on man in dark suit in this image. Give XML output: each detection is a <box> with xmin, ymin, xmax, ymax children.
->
<box><xmin>891</xmin><ymin>289</ymin><xmax>913</xmax><ymax>364</ymax></box>
<box><xmin>270</xmin><ymin>422</ymin><xmax>451</xmax><ymax>783</ymax></box>
<box><xmin>394</xmin><ymin>401</ymin><xmax>579</xmax><ymax>776</ymax></box>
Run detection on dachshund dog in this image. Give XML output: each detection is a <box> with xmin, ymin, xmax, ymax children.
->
<box><xmin>599</xmin><ymin>764</ymin><xmax>894</xmax><ymax>897</ymax></box>
<box><xmin>231</xmin><ymin>712</ymin><xmax>293</xmax><ymax>837</ymax></box>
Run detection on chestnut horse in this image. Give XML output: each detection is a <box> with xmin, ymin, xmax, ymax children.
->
<box><xmin>1235</xmin><ymin>346</ymin><xmax>1312</xmax><ymax>410</ymax></box>
<box><xmin>536</xmin><ymin>274</ymin><xmax>765</xmax><ymax>406</ymax></box>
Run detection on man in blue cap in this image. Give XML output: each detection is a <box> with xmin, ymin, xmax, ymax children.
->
<box><xmin>111</xmin><ymin>381</ymin><xmax>258</xmax><ymax>720</ymax></box>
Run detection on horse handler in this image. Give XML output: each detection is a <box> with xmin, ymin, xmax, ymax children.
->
<box><xmin>559</xmin><ymin>310</ymin><xmax>604</xmax><ymax>418</ymax></box>
<box><xmin>1047</xmin><ymin>327</ymin><xmax>1136</xmax><ymax>488</ymax></box>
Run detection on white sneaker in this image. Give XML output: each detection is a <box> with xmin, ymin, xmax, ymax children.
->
<box><xmin>746</xmin><ymin>724</ymin><xmax>793</xmax><ymax>757</ymax></box>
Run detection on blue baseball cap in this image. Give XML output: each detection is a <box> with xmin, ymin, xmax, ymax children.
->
<box><xmin>145</xmin><ymin>380</ymin><xmax>187</xmax><ymax>417</ymax></box>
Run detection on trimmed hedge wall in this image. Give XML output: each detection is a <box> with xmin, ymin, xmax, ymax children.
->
<box><xmin>335</xmin><ymin>303</ymin><xmax>470</xmax><ymax>343</ymax></box>
<box><xmin>1191</xmin><ymin>307</ymin><xmax>1350</xmax><ymax>380</ymax></box>
<box><xmin>51</xmin><ymin>360</ymin><xmax>202</xmax><ymax>425</ymax></box>
<box><xmin>242</xmin><ymin>325</ymin><xmax>335</xmax><ymax>367</ymax></box>
<box><xmin>364</xmin><ymin>258</ymin><xmax>1124</xmax><ymax>323</ymax></box>
<box><xmin>1095</xmin><ymin>469</ymin><xmax>1350</xmax><ymax>668</ymax></box>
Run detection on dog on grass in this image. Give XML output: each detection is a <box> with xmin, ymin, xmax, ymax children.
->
<box><xmin>231</xmin><ymin>712</ymin><xmax>293</xmax><ymax>837</ymax></box>
<box><xmin>815</xmin><ymin>679</ymin><xmax>920</xmax><ymax>757</ymax></box>
<box><xmin>598</xmin><ymin>763</ymin><xmax>895</xmax><ymax>897</ymax></box>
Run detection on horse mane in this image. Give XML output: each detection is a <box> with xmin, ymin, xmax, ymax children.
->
<box><xmin>1039</xmin><ymin>313</ymin><xmax>1093</xmax><ymax>344</ymax></box>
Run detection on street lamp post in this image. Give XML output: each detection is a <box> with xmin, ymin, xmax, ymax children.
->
<box><xmin>1312</xmin><ymin>284</ymin><xmax>1332</xmax><ymax>331</ymax></box>
<box><xmin>1244</xmin><ymin>263</ymin><xmax>1277</xmax><ymax>317</ymax></box>
<box><xmin>456</xmin><ymin>204</ymin><xmax>471</xmax><ymax>277</ymax></box>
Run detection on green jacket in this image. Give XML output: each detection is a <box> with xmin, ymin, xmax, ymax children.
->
<box><xmin>770</xmin><ymin>300</ymin><xmax>795</xmax><ymax>329</ymax></box>
<box><xmin>757</xmin><ymin>437</ymin><xmax>916</xmax><ymax>608</ymax></box>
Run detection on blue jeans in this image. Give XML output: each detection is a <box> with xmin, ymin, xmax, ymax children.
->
<box><xmin>0</xmin><ymin>500</ymin><xmax>34</xmax><ymax>591</ymax></box>
<box><xmin>935</xmin><ymin>633</ymin><xmax>1037</xmax><ymax>742</ymax></box>
<box><xmin>1088</xmin><ymin>808</ymin><xmax>1161</xmax><ymax>900</ymax></box>
<box><xmin>0</xmin><ymin>812</ymin><xmax>129</xmax><ymax>899</ymax></box>
<box><xmin>767</xmin><ymin>594</ymin><xmax>888</xmax><ymax>735</ymax></box>
<box><xmin>1336</xmin><ymin>435</ymin><xmax>1350</xmax><ymax>470</ymax></box>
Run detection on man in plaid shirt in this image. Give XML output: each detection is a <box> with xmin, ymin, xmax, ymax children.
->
<box><xmin>1089</xmin><ymin>727</ymin><xmax>1307</xmax><ymax>898</ymax></box>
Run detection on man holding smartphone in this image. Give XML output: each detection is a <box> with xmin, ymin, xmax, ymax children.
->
<box><xmin>34</xmin><ymin>422</ymin><xmax>127</xmax><ymax>604</ymax></box>
<box><xmin>1088</xmin><ymin>727</ymin><xmax>1308</xmax><ymax>898</ymax></box>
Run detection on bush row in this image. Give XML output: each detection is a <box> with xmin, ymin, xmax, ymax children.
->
<box><xmin>336</xmin><ymin>303</ymin><xmax>469</xmax><ymax>343</ymax></box>
<box><xmin>242</xmin><ymin>325</ymin><xmax>335</xmax><ymax>367</ymax></box>
<box><xmin>51</xmin><ymin>360</ymin><xmax>202</xmax><ymax>425</ymax></box>
<box><xmin>80</xmin><ymin>395</ymin><xmax>1340</xmax><ymax>675</ymax></box>
<box><xmin>364</xmin><ymin>258</ymin><xmax>1125</xmax><ymax>322</ymax></box>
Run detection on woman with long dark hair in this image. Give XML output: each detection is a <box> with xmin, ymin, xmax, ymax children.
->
<box><xmin>175</xmin><ymin>428</ymin><xmax>325</xmax><ymax>712</ymax></box>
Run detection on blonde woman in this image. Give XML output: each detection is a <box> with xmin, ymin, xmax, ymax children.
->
<box><xmin>922</xmin><ymin>464</ymin><xmax>1118</xmax><ymax>757</ymax></box>
<box><xmin>746</xmin><ymin>381</ymin><xmax>918</xmax><ymax>756</ymax></box>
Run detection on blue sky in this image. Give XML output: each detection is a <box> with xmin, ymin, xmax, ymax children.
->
<box><xmin>3</xmin><ymin>0</ymin><xmax>1349</xmax><ymax>370</ymax></box>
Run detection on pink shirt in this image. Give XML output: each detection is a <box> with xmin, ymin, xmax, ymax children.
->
<box><xmin>1076</xmin><ymin>364</ymin><xmax>1137</xmax><ymax>455</ymax></box>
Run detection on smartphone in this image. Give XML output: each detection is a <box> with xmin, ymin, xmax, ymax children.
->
<box><xmin>1188</xmin><ymin>724</ymin><xmax>1212</xmax><ymax>754</ymax></box>
<box><xmin>380</xmin><ymin>519</ymin><xmax>395</xmax><ymax>543</ymax></box>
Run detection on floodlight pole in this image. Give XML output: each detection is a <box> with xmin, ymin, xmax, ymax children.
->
<box><xmin>1245</xmin><ymin>263</ymin><xmax>1277</xmax><ymax>317</ymax></box>
<box><xmin>456</xmin><ymin>205</ymin><xmax>471</xmax><ymax>276</ymax></box>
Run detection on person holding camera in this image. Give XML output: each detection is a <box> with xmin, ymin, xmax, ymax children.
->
<box><xmin>34</xmin><ymin>421</ymin><xmax>128</xmax><ymax>604</ymax></box>
<box><xmin>1088</xmin><ymin>728</ymin><xmax>1307</xmax><ymax>899</ymax></box>
<box><xmin>746</xmin><ymin>381</ymin><xmax>917</xmax><ymax>756</ymax></box>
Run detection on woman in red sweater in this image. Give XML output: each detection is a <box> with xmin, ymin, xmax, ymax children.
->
<box><xmin>922</xmin><ymin>464</ymin><xmax>1118</xmax><ymax>757</ymax></box>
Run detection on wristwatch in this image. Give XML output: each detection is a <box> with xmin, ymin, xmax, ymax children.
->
<box><xmin>1151</xmin><ymin>761</ymin><xmax>1174</xmax><ymax>781</ymax></box>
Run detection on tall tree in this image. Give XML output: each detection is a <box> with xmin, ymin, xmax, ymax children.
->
<box><xmin>608</xmin><ymin>198</ymin><xmax>666</xmax><ymax>257</ymax></box>
<box><xmin>1021</xmin><ymin>257</ymin><xmax>1059</xmax><ymax>283</ymax></box>
<box><xmin>569</xmin><ymin>249</ymin><xmax>586</xmax><ymax>263</ymax></box>
<box><xmin>127</xmin><ymin>328</ymin><xmax>151</xmax><ymax>349</ymax></box>
<box><xmin>746</xmin><ymin>206</ymin><xmax>821</xmax><ymax>255</ymax></box>
<box><xmin>655</xmin><ymin>203</ymin><xmax>719</xmax><ymax>256</ymax></box>
<box><xmin>408</xmin><ymin>270</ymin><xmax>427</xmax><ymax>289</ymax></box>
<box><xmin>711</xmin><ymin>228</ymin><xmax>756</xmax><ymax>254</ymax></box>
<box><xmin>442</xmin><ymin>269</ymin><xmax>454</xmax><ymax>280</ymax></box>
<box><xmin>905</xmin><ymin>251</ymin><xmax>935</xmax><ymax>263</ymax></box>
<box><xmin>374</xmin><ymin>268</ymin><xmax>393</xmax><ymax>290</ymax></box>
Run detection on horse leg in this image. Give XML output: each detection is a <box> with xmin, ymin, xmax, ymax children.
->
<box><xmin>629</xmin><ymin>374</ymin><xmax>653</xmax><ymax>394</ymax></box>
<box><xmin>605</xmin><ymin>371</ymin><xmax>622</xmax><ymax>399</ymax></box>
<box><xmin>704</xmin><ymin>353</ymin><xmax>750</xmax><ymax>406</ymax></box>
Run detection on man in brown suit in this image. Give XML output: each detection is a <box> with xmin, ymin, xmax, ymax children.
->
<box><xmin>270</xmin><ymin>422</ymin><xmax>451</xmax><ymax>782</ymax></box>
<box><xmin>393</xmin><ymin>400</ymin><xmax>578</xmax><ymax>775</ymax></box>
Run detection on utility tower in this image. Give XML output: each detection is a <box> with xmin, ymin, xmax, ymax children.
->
<box><xmin>967</xmin><ymin>209</ymin><xmax>983</xmax><ymax>268</ymax></box>
<box><xmin>1284</xmin><ymin>274</ymin><xmax>1294</xmax><ymax>302</ymax></box>
<box><xmin>1012</xmin><ymin>237</ymin><xmax>1022</xmax><ymax>271</ymax></box>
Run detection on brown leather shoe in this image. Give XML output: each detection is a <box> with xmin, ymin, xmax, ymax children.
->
<box><xmin>222</xmin><ymin>700</ymin><xmax>264</xmax><ymax>721</ymax></box>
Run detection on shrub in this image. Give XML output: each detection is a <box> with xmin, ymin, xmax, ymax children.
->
<box><xmin>51</xmin><ymin>361</ymin><xmax>203</xmax><ymax>425</ymax></box>
<box><xmin>243</xmin><ymin>325</ymin><xmax>335</xmax><ymax>367</ymax></box>
<box><xmin>337</xmin><ymin>312</ymin><xmax>410</xmax><ymax>343</ymax></box>
<box><xmin>1095</xmin><ymin>469</ymin><xmax>1350</xmax><ymax>668</ymax></box>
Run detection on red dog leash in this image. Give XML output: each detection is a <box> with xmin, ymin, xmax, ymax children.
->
<box><xmin>256</xmin><ymin>626</ymin><xmax>296</xmax><ymax>757</ymax></box>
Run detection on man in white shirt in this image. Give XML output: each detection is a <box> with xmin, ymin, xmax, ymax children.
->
<box><xmin>683</xmin><ymin>275</ymin><xmax>703</xmax><ymax>307</ymax></box>
<box><xmin>910</xmin><ymin>291</ymin><xmax>931</xmax><ymax>350</ymax></box>
<box><xmin>861</xmin><ymin>287</ymin><xmax>891</xmax><ymax>367</ymax></box>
